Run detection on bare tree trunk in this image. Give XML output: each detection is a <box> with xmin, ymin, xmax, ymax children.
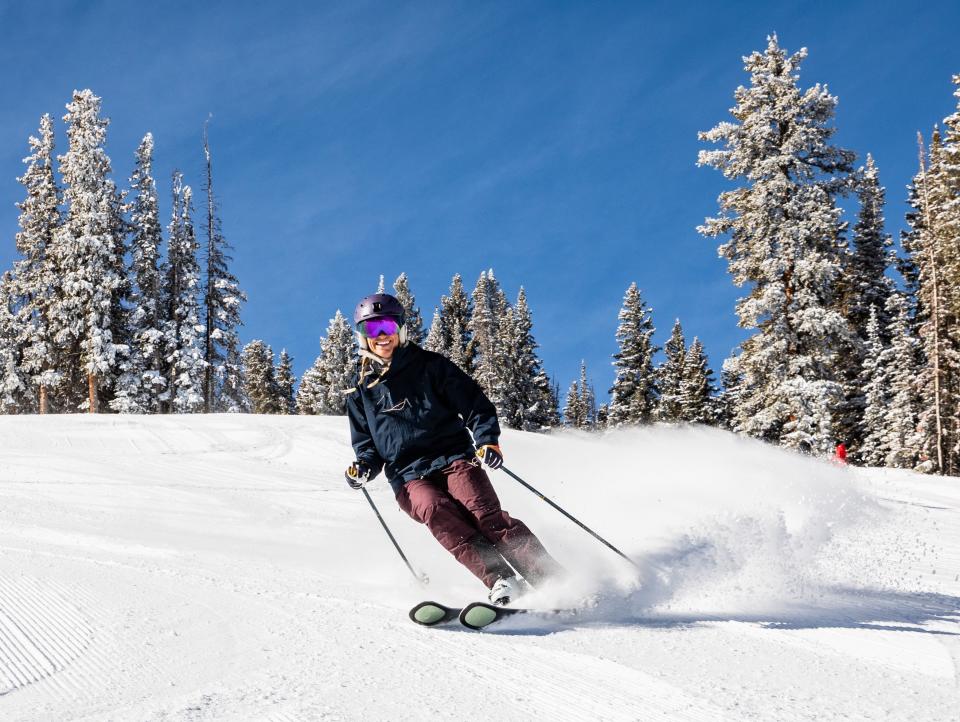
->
<box><xmin>39</xmin><ymin>385</ymin><xmax>48</xmax><ymax>415</ymax></box>
<box><xmin>917</xmin><ymin>133</ymin><xmax>945</xmax><ymax>474</ymax></box>
<box><xmin>203</xmin><ymin>119</ymin><xmax>215</xmax><ymax>414</ymax></box>
<box><xmin>87</xmin><ymin>373</ymin><xmax>98</xmax><ymax>414</ymax></box>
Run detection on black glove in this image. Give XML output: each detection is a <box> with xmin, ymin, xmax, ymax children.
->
<box><xmin>475</xmin><ymin>444</ymin><xmax>503</xmax><ymax>470</ymax></box>
<box><xmin>345</xmin><ymin>460</ymin><xmax>372</xmax><ymax>489</ymax></box>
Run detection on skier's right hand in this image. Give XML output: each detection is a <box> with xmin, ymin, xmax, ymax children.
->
<box><xmin>345</xmin><ymin>460</ymin><xmax>372</xmax><ymax>489</ymax></box>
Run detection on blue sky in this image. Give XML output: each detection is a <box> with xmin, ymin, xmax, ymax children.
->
<box><xmin>1</xmin><ymin>1</ymin><xmax>958</xmax><ymax>398</ymax></box>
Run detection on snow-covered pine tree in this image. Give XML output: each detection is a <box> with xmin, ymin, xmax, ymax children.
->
<box><xmin>202</xmin><ymin>121</ymin><xmax>247</xmax><ymax>413</ymax></box>
<box><xmin>912</xmin><ymin>76</ymin><xmax>960</xmax><ymax>475</ymax></box>
<box><xmin>898</xmin><ymin>178</ymin><xmax>924</xmax><ymax>331</ymax></box>
<box><xmin>275</xmin><ymin>349</ymin><xmax>296</xmax><ymax>415</ymax></box>
<box><xmin>423</xmin><ymin>308</ymin><xmax>444</xmax><ymax>353</ymax></box>
<box><xmin>50</xmin><ymin>90</ymin><xmax>127</xmax><ymax>412</ymax></box>
<box><xmin>913</xmin><ymin>129</ymin><xmax>960</xmax><ymax>474</ymax></box>
<box><xmin>297</xmin><ymin>311</ymin><xmax>356</xmax><ymax>415</ymax></box>
<box><xmin>376</xmin><ymin>275</ymin><xmax>385</xmax><ymax>293</ymax></box>
<box><xmin>858</xmin><ymin>306</ymin><xmax>891</xmax><ymax>466</ymax></box>
<box><xmin>469</xmin><ymin>270</ymin><xmax>510</xmax><ymax>414</ymax></box>
<box><xmin>112</xmin><ymin>133</ymin><xmax>166</xmax><ymax>413</ymax></box>
<box><xmin>506</xmin><ymin>288</ymin><xmax>555</xmax><ymax>431</ymax></box>
<box><xmin>242</xmin><ymin>340</ymin><xmax>280</xmax><ymax>414</ymax></box>
<box><xmin>608</xmin><ymin>283</ymin><xmax>657</xmax><ymax>426</ymax></box>
<box><xmin>656</xmin><ymin>319</ymin><xmax>687</xmax><ymax>423</ymax></box>
<box><xmin>496</xmin><ymin>303</ymin><xmax>522</xmax><ymax>427</ymax></box>
<box><xmin>13</xmin><ymin>114</ymin><xmax>61</xmax><ymax>413</ymax></box>
<box><xmin>438</xmin><ymin>274</ymin><xmax>472</xmax><ymax>372</ymax></box>
<box><xmin>564</xmin><ymin>379</ymin><xmax>583</xmax><ymax>429</ymax></box>
<box><xmin>883</xmin><ymin>292</ymin><xmax>922</xmax><ymax>468</ymax></box>
<box><xmin>162</xmin><ymin>174</ymin><xmax>205</xmax><ymax>413</ymax></box>
<box><xmin>698</xmin><ymin>35</ymin><xmax>856</xmax><ymax>452</ymax></box>
<box><xmin>679</xmin><ymin>338</ymin><xmax>718</xmax><ymax>424</ymax></box>
<box><xmin>564</xmin><ymin>360</ymin><xmax>596</xmax><ymax>429</ymax></box>
<box><xmin>833</xmin><ymin>155</ymin><xmax>895</xmax><ymax>457</ymax></box>
<box><xmin>393</xmin><ymin>273</ymin><xmax>423</xmax><ymax>345</ymax></box>
<box><xmin>716</xmin><ymin>365</ymin><xmax>742</xmax><ymax>430</ymax></box>
<box><xmin>595</xmin><ymin>403</ymin><xmax>609</xmax><ymax>429</ymax></box>
<box><xmin>848</xmin><ymin>155</ymin><xmax>895</xmax><ymax>338</ymax></box>
<box><xmin>0</xmin><ymin>272</ymin><xmax>29</xmax><ymax>412</ymax></box>
<box><xmin>219</xmin><ymin>343</ymin><xmax>249</xmax><ymax>412</ymax></box>
<box><xmin>295</xmin><ymin>360</ymin><xmax>325</xmax><ymax>415</ymax></box>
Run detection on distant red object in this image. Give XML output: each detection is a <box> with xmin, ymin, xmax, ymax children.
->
<box><xmin>834</xmin><ymin>443</ymin><xmax>847</xmax><ymax>464</ymax></box>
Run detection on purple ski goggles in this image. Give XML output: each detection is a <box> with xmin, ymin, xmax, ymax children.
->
<box><xmin>358</xmin><ymin>317</ymin><xmax>400</xmax><ymax>338</ymax></box>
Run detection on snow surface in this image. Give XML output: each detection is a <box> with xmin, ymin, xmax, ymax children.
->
<box><xmin>0</xmin><ymin>416</ymin><xmax>957</xmax><ymax>721</ymax></box>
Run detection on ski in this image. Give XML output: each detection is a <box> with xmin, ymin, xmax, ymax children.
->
<box><xmin>458</xmin><ymin>601</ymin><xmax>579</xmax><ymax>630</ymax></box>
<box><xmin>408</xmin><ymin>600</ymin><xmax>462</xmax><ymax>627</ymax></box>
<box><xmin>410</xmin><ymin>600</ymin><xmax>580</xmax><ymax>630</ymax></box>
<box><xmin>458</xmin><ymin>601</ymin><xmax>525</xmax><ymax>630</ymax></box>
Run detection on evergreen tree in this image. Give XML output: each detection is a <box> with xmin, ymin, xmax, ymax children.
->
<box><xmin>202</xmin><ymin>121</ymin><xmax>247</xmax><ymax>413</ymax></box>
<box><xmin>276</xmin><ymin>349</ymin><xmax>296</xmax><ymax>415</ymax></box>
<box><xmin>940</xmin><ymin>76</ymin><xmax>960</xmax><ymax>471</ymax></box>
<box><xmin>13</xmin><ymin>114</ymin><xmax>61</xmax><ymax>413</ymax></box>
<box><xmin>914</xmin><ymin>108</ymin><xmax>960</xmax><ymax>474</ymax></box>
<box><xmin>469</xmin><ymin>270</ymin><xmax>510</xmax><ymax>413</ymax></box>
<box><xmin>295</xmin><ymin>362</ymin><xmax>325</xmax><ymax>415</ymax></box>
<box><xmin>219</xmin><ymin>343</ymin><xmax>249</xmax><ymax>413</ymax></box>
<box><xmin>505</xmin><ymin>288</ymin><xmax>555</xmax><ymax>431</ymax></box>
<box><xmin>608</xmin><ymin>283</ymin><xmax>658</xmax><ymax>426</ymax></box>
<box><xmin>424</xmin><ymin>308</ymin><xmax>444</xmax><ymax>353</ymax></box>
<box><xmin>859</xmin><ymin>306</ymin><xmax>891</xmax><ymax>466</ymax></box>
<box><xmin>297</xmin><ymin>311</ymin><xmax>356</xmax><ymax>415</ymax></box>
<box><xmin>698</xmin><ymin>35</ymin><xmax>856</xmax><ymax>452</ymax></box>
<box><xmin>884</xmin><ymin>292</ymin><xmax>922</xmax><ymax>468</ymax></box>
<box><xmin>242</xmin><ymin>340</ymin><xmax>280</xmax><ymax>414</ymax></box>
<box><xmin>50</xmin><ymin>90</ymin><xmax>127</xmax><ymax>412</ymax></box>
<box><xmin>564</xmin><ymin>360</ymin><xmax>595</xmax><ymax>429</ymax></box>
<box><xmin>564</xmin><ymin>381</ymin><xmax>583</xmax><ymax>429</ymax></box>
<box><xmin>898</xmin><ymin>176</ymin><xmax>925</xmax><ymax>331</ymax></box>
<box><xmin>112</xmin><ymin>133</ymin><xmax>166</xmax><ymax>412</ymax></box>
<box><xmin>656</xmin><ymin>319</ymin><xmax>687</xmax><ymax>422</ymax></box>
<box><xmin>834</xmin><ymin>154</ymin><xmax>895</xmax><ymax>456</ymax></box>
<box><xmin>162</xmin><ymin>174</ymin><xmax>205</xmax><ymax>413</ymax></box>
<box><xmin>848</xmin><ymin>155</ymin><xmax>895</xmax><ymax>338</ymax></box>
<box><xmin>679</xmin><ymin>338</ymin><xmax>717</xmax><ymax>424</ymax></box>
<box><xmin>435</xmin><ymin>274</ymin><xmax>472</xmax><ymax>372</ymax></box>
<box><xmin>393</xmin><ymin>273</ymin><xmax>423</xmax><ymax>345</ymax></box>
<box><xmin>0</xmin><ymin>273</ymin><xmax>29</xmax><ymax>412</ymax></box>
<box><xmin>716</xmin><ymin>365</ymin><xmax>742</xmax><ymax>430</ymax></box>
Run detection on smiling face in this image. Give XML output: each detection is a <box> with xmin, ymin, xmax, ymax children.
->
<box><xmin>367</xmin><ymin>330</ymin><xmax>400</xmax><ymax>360</ymax></box>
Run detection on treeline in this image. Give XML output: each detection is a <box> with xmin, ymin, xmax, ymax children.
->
<box><xmin>246</xmin><ymin>271</ymin><xmax>719</xmax><ymax>437</ymax></box>
<box><xmin>0</xmin><ymin>89</ymin><xmax>246</xmax><ymax>414</ymax></box>
<box><xmin>248</xmin><ymin>271</ymin><xmax>563</xmax><ymax>430</ymax></box>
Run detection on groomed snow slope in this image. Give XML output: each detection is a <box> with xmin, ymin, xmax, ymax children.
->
<box><xmin>0</xmin><ymin>415</ymin><xmax>957</xmax><ymax>721</ymax></box>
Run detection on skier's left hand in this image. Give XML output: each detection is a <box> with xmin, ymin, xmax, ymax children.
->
<box><xmin>345</xmin><ymin>460</ymin><xmax>372</xmax><ymax>489</ymax></box>
<box><xmin>476</xmin><ymin>444</ymin><xmax>503</xmax><ymax>470</ymax></box>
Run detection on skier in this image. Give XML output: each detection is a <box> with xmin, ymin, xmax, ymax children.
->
<box><xmin>344</xmin><ymin>293</ymin><xmax>561</xmax><ymax>605</ymax></box>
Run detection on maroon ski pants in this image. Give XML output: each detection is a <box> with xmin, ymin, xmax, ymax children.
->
<box><xmin>396</xmin><ymin>459</ymin><xmax>559</xmax><ymax>588</ymax></box>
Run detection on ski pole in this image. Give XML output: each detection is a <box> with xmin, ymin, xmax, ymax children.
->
<box><xmin>499</xmin><ymin>465</ymin><xmax>641</xmax><ymax>571</ymax></box>
<box><xmin>360</xmin><ymin>484</ymin><xmax>429</xmax><ymax>586</ymax></box>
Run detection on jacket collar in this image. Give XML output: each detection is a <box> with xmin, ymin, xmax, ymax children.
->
<box><xmin>358</xmin><ymin>343</ymin><xmax>416</xmax><ymax>388</ymax></box>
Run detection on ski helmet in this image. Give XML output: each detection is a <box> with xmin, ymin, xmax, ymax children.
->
<box><xmin>353</xmin><ymin>293</ymin><xmax>408</xmax><ymax>348</ymax></box>
<box><xmin>353</xmin><ymin>293</ymin><xmax>405</xmax><ymax>326</ymax></box>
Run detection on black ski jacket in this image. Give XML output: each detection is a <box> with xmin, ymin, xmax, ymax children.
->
<box><xmin>345</xmin><ymin>343</ymin><xmax>500</xmax><ymax>493</ymax></box>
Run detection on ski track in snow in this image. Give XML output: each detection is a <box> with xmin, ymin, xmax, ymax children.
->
<box><xmin>0</xmin><ymin>416</ymin><xmax>957</xmax><ymax>721</ymax></box>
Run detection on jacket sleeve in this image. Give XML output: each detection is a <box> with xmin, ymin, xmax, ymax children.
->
<box><xmin>346</xmin><ymin>387</ymin><xmax>385</xmax><ymax>478</ymax></box>
<box><xmin>436</xmin><ymin>356</ymin><xmax>501</xmax><ymax>448</ymax></box>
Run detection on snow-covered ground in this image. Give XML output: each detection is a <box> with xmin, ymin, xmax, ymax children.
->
<box><xmin>0</xmin><ymin>416</ymin><xmax>957</xmax><ymax>721</ymax></box>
